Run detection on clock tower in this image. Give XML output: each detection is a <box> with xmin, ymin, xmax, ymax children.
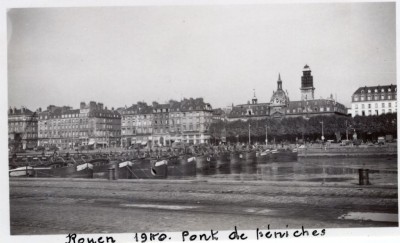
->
<box><xmin>300</xmin><ymin>64</ymin><xmax>315</xmax><ymax>101</ymax></box>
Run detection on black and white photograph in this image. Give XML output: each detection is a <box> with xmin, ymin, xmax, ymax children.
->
<box><xmin>2</xmin><ymin>0</ymin><xmax>399</xmax><ymax>242</ymax></box>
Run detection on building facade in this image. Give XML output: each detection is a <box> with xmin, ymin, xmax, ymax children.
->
<box><xmin>38</xmin><ymin>101</ymin><xmax>121</xmax><ymax>149</ymax></box>
<box><xmin>120</xmin><ymin>102</ymin><xmax>154</xmax><ymax>147</ymax></box>
<box><xmin>227</xmin><ymin>65</ymin><xmax>347</xmax><ymax>121</ymax></box>
<box><xmin>349</xmin><ymin>85</ymin><xmax>397</xmax><ymax>117</ymax></box>
<box><xmin>8</xmin><ymin>107</ymin><xmax>38</xmax><ymax>150</ymax></box>
<box><xmin>120</xmin><ymin>98</ymin><xmax>213</xmax><ymax>147</ymax></box>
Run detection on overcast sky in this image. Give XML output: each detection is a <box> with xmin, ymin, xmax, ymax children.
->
<box><xmin>7</xmin><ymin>2</ymin><xmax>396</xmax><ymax>111</ymax></box>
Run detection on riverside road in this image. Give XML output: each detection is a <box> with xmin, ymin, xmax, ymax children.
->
<box><xmin>10</xmin><ymin>176</ymin><xmax>398</xmax><ymax>235</ymax></box>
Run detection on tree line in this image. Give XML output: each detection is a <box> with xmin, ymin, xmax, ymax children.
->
<box><xmin>209</xmin><ymin>113</ymin><xmax>397</xmax><ymax>144</ymax></box>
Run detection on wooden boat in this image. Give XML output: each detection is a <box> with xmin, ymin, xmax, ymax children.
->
<box><xmin>150</xmin><ymin>159</ymin><xmax>168</xmax><ymax>178</ymax></box>
<box><xmin>195</xmin><ymin>155</ymin><xmax>210</xmax><ymax>171</ymax></box>
<box><xmin>216</xmin><ymin>152</ymin><xmax>230</xmax><ymax>168</ymax></box>
<box><xmin>114</xmin><ymin>157</ymin><xmax>168</xmax><ymax>179</ymax></box>
<box><xmin>117</xmin><ymin>161</ymin><xmax>134</xmax><ymax>179</ymax></box>
<box><xmin>256</xmin><ymin>150</ymin><xmax>271</xmax><ymax>164</ymax></box>
<box><xmin>270</xmin><ymin>149</ymin><xmax>298</xmax><ymax>162</ymax></box>
<box><xmin>243</xmin><ymin>151</ymin><xmax>257</xmax><ymax>165</ymax></box>
<box><xmin>166</xmin><ymin>155</ymin><xmax>196</xmax><ymax>177</ymax></box>
<box><xmin>92</xmin><ymin>158</ymin><xmax>116</xmax><ymax>179</ymax></box>
<box><xmin>230</xmin><ymin>152</ymin><xmax>242</xmax><ymax>168</ymax></box>
<box><xmin>29</xmin><ymin>162</ymin><xmax>94</xmax><ymax>178</ymax></box>
<box><xmin>9</xmin><ymin>166</ymin><xmax>35</xmax><ymax>177</ymax></box>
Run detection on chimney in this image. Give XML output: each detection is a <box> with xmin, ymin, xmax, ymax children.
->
<box><xmin>80</xmin><ymin>102</ymin><xmax>86</xmax><ymax>109</ymax></box>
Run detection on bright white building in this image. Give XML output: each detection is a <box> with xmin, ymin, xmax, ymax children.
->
<box><xmin>350</xmin><ymin>85</ymin><xmax>397</xmax><ymax>117</ymax></box>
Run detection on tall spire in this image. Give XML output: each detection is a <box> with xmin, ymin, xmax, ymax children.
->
<box><xmin>252</xmin><ymin>89</ymin><xmax>258</xmax><ymax>104</ymax></box>
<box><xmin>277</xmin><ymin>73</ymin><xmax>282</xmax><ymax>90</ymax></box>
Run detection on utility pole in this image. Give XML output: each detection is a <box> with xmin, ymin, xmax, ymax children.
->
<box><xmin>345</xmin><ymin>120</ymin><xmax>349</xmax><ymax>141</ymax></box>
<box><xmin>320</xmin><ymin>121</ymin><xmax>324</xmax><ymax>141</ymax></box>
<box><xmin>248</xmin><ymin>123</ymin><xmax>251</xmax><ymax>145</ymax></box>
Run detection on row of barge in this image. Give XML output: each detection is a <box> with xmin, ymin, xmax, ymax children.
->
<box><xmin>9</xmin><ymin>149</ymin><xmax>298</xmax><ymax>179</ymax></box>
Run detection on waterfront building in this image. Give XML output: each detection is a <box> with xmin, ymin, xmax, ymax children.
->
<box><xmin>349</xmin><ymin>84</ymin><xmax>397</xmax><ymax>117</ymax></box>
<box><xmin>227</xmin><ymin>65</ymin><xmax>347</xmax><ymax>121</ymax></box>
<box><xmin>177</xmin><ymin>98</ymin><xmax>213</xmax><ymax>145</ymax></box>
<box><xmin>211</xmin><ymin>108</ymin><xmax>227</xmax><ymax>122</ymax></box>
<box><xmin>8</xmin><ymin>107</ymin><xmax>38</xmax><ymax>150</ymax></box>
<box><xmin>120</xmin><ymin>102</ymin><xmax>153</xmax><ymax>148</ymax></box>
<box><xmin>228</xmin><ymin>92</ymin><xmax>270</xmax><ymax>121</ymax></box>
<box><xmin>285</xmin><ymin>97</ymin><xmax>347</xmax><ymax>118</ymax></box>
<box><xmin>120</xmin><ymin>98</ymin><xmax>213</xmax><ymax>147</ymax></box>
<box><xmin>152</xmin><ymin>102</ymin><xmax>170</xmax><ymax>146</ymax></box>
<box><xmin>38</xmin><ymin>101</ymin><xmax>121</xmax><ymax>149</ymax></box>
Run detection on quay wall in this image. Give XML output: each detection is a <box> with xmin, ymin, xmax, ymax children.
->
<box><xmin>298</xmin><ymin>145</ymin><xmax>397</xmax><ymax>158</ymax></box>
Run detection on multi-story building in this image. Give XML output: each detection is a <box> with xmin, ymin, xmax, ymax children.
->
<box><xmin>227</xmin><ymin>65</ymin><xmax>347</xmax><ymax>121</ymax></box>
<box><xmin>228</xmin><ymin>93</ymin><xmax>270</xmax><ymax>121</ymax></box>
<box><xmin>38</xmin><ymin>101</ymin><xmax>121</xmax><ymax>149</ymax></box>
<box><xmin>350</xmin><ymin>85</ymin><xmax>397</xmax><ymax>117</ymax></box>
<box><xmin>152</xmin><ymin>102</ymin><xmax>170</xmax><ymax>146</ymax></box>
<box><xmin>286</xmin><ymin>97</ymin><xmax>347</xmax><ymax>117</ymax></box>
<box><xmin>8</xmin><ymin>107</ymin><xmax>38</xmax><ymax>150</ymax></box>
<box><xmin>120</xmin><ymin>102</ymin><xmax>153</xmax><ymax>147</ymax></box>
<box><xmin>211</xmin><ymin>108</ymin><xmax>227</xmax><ymax>122</ymax></box>
<box><xmin>120</xmin><ymin>98</ymin><xmax>213</xmax><ymax>146</ymax></box>
<box><xmin>177</xmin><ymin>98</ymin><xmax>213</xmax><ymax>145</ymax></box>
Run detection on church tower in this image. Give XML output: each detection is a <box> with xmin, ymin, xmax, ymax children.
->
<box><xmin>300</xmin><ymin>64</ymin><xmax>315</xmax><ymax>100</ymax></box>
<box><xmin>252</xmin><ymin>89</ymin><xmax>258</xmax><ymax>104</ymax></box>
<box><xmin>277</xmin><ymin>73</ymin><xmax>283</xmax><ymax>90</ymax></box>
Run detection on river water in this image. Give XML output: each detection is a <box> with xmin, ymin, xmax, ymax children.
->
<box><xmin>181</xmin><ymin>156</ymin><xmax>398</xmax><ymax>185</ymax></box>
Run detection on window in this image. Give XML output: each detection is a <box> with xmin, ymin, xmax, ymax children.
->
<box><xmin>382</xmin><ymin>103</ymin><xmax>385</xmax><ymax>108</ymax></box>
<box><xmin>361</xmin><ymin>104</ymin><xmax>365</xmax><ymax>109</ymax></box>
<box><xmin>361</xmin><ymin>96</ymin><xmax>365</xmax><ymax>101</ymax></box>
<box><xmin>388</xmin><ymin>95</ymin><xmax>391</xmax><ymax>99</ymax></box>
<box><xmin>368</xmin><ymin>104</ymin><xmax>371</xmax><ymax>109</ymax></box>
<box><xmin>375</xmin><ymin>103</ymin><xmax>378</xmax><ymax>108</ymax></box>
